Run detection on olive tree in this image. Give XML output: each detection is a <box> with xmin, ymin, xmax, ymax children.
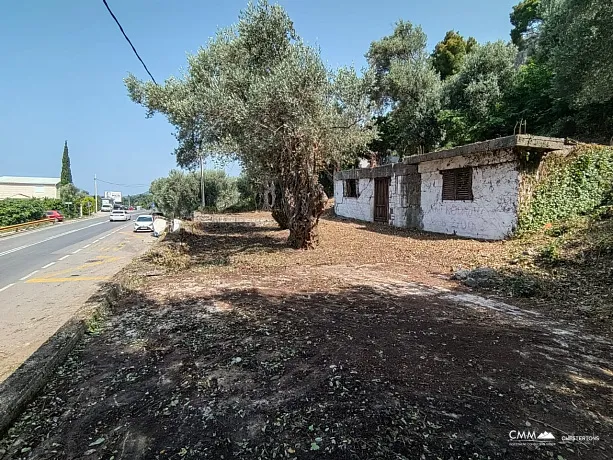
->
<box><xmin>126</xmin><ymin>1</ymin><xmax>375</xmax><ymax>248</ymax></box>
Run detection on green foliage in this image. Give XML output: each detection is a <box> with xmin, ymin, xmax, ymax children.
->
<box><xmin>150</xmin><ymin>169</ymin><xmax>243</xmax><ymax>218</ymax></box>
<box><xmin>519</xmin><ymin>146</ymin><xmax>613</xmax><ymax>231</ymax></box>
<box><xmin>541</xmin><ymin>0</ymin><xmax>613</xmax><ymax>108</ymax></box>
<box><xmin>203</xmin><ymin>171</ymin><xmax>240</xmax><ymax>211</ymax></box>
<box><xmin>536</xmin><ymin>0</ymin><xmax>613</xmax><ymax>142</ymax></box>
<box><xmin>128</xmin><ymin>192</ymin><xmax>154</xmax><ymax>208</ymax></box>
<box><xmin>366</xmin><ymin>20</ymin><xmax>442</xmax><ymax>156</ymax></box>
<box><xmin>60</xmin><ymin>141</ymin><xmax>73</xmax><ymax>185</ymax></box>
<box><xmin>127</xmin><ymin>0</ymin><xmax>375</xmax><ymax>248</ymax></box>
<box><xmin>431</xmin><ymin>30</ymin><xmax>476</xmax><ymax>80</ymax></box>
<box><xmin>235</xmin><ymin>174</ymin><xmax>257</xmax><ymax>211</ymax></box>
<box><xmin>500</xmin><ymin>59</ymin><xmax>555</xmax><ymax>136</ymax></box>
<box><xmin>442</xmin><ymin>41</ymin><xmax>518</xmax><ymax>146</ymax></box>
<box><xmin>151</xmin><ymin>170</ymin><xmax>201</xmax><ymax>219</ymax></box>
<box><xmin>0</xmin><ymin>195</ymin><xmax>91</xmax><ymax>226</ymax></box>
<box><xmin>80</xmin><ymin>196</ymin><xmax>96</xmax><ymax>216</ymax></box>
<box><xmin>0</xmin><ymin>199</ymin><xmax>45</xmax><ymax>226</ymax></box>
<box><xmin>510</xmin><ymin>0</ymin><xmax>542</xmax><ymax>50</ymax></box>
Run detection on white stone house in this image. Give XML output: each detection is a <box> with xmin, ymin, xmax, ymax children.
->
<box><xmin>334</xmin><ymin>135</ymin><xmax>568</xmax><ymax>240</ymax></box>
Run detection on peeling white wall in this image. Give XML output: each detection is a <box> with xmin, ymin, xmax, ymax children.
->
<box><xmin>334</xmin><ymin>178</ymin><xmax>375</xmax><ymax>222</ymax></box>
<box><xmin>389</xmin><ymin>175</ymin><xmax>408</xmax><ymax>228</ymax></box>
<box><xmin>419</xmin><ymin>151</ymin><xmax>520</xmax><ymax>240</ymax></box>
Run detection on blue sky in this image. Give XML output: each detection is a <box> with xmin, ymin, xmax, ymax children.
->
<box><xmin>0</xmin><ymin>0</ymin><xmax>517</xmax><ymax>196</ymax></box>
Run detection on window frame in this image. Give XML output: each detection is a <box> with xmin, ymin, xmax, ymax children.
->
<box><xmin>441</xmin><ymin>167</ymin><xmax>474</xmax><ymax>201</ymax></box>
<box><xmin>344</xmin><ymin>179</ymin><xmax>358</xmax><ymax>198</ymax></box>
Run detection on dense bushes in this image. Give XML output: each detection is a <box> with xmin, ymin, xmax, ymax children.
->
<box><xmin>0</xmin><ymin>199</ymin><xmax>46</xmax><ymax>226</ymax></box>
<box><xmin>150</xmin><ymin>169</ymin><xmax>254</xmax><ymax>218</ymax></box>
<box><xmin>519</xmin><ymin>145</ymin><xmax>613</xmax><ymax>231</ymax></box>
<box><xmin>0</xmin><ymin>197</ymin><xmax>92</xmax><ymax>226</ymax></box>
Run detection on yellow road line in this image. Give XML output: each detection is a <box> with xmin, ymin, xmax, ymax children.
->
<box><xmin>26</xmin><ymin>276</ymin><xmax>109</xmax><ymax>283</ymax></box>
<box><xmin>36</xmin><ymin>256</ymin><xmax>121</xmax><ymax>279</ymax></box>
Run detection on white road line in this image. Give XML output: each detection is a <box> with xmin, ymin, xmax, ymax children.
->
<box><xmin>0</xmin><ymin>221</ymin><xmax>106</xmax><ymax>258</ymax></box>
<box><xmin>0</xmin><ymin>283</ymin><xmax>15</xmax><ymax>293</ymax></box>
<box><xmin>41</xmin><ymin>262</ymin><xmax>56</xmax><ymax>269</ymax></box>
<box><xmin>93</xmin><ymin>239</ymin><xmax>100</xmax><ymax>243</ymax></box>
<box><xmin>0</xmin><ymin>215</ymin><xmax>107</xmax><ymax>242</ymax></box>
<box><xmin>19</xmin><ymin>270</ymin><xmax>39</xmax><ymax>281</ymax></box>
<box><xmin>72</xmin><ymin>248</ymin><xmax>82</xmax><ymax>254</ymax></box>
<box><xmin>82</xmin><ymin>244</ymin><xmax>91</xmax><ymax>249</ymax></box>
<box><xmin>58</xmin><ymin>255</ymin><xmax>70</xmax><ymax>261</ymax></box>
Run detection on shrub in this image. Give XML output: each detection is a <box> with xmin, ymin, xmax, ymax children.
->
<box><xmin>519</xmin><ymin>145</ymin><xmax>613</xmax><ymax>231</ymax></box>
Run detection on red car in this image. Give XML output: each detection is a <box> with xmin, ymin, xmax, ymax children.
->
<box><xmin>45</xmin><ymin>210</ymin><xmax>64</xmax><ymax>222</ymax></box>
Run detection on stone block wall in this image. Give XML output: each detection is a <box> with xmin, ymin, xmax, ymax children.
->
<box><xmin>334</xmin><ymin>177</ymin><xmax>375</xmax><ymax>222</ymax></box>
<box><xmin>419</xmin><ymin>150</ymin><xmax>520</xmax><ymax>240</ymax></box>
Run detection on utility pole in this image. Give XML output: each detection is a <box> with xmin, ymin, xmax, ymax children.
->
<box><xmin>94</xmin><ymin>174</ymin><xmax>98</xmax><ymax>213</ymax></box>
<box><xmin>200</xmin><ymin>152</ymin><xmax>206</xmax><ymax>208</ymax></box>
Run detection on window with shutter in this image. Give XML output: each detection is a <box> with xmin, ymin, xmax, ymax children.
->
<box><xmin>441</xmin><ymin>168</ymin><xmax>473</xmax><ymax>201</ymax></box>
<box><xmin>344</xmin><ymin>179</ymin><xmax>358</xmax><ymax>198</ymax></box>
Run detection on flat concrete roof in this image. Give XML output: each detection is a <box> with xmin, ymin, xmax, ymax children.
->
<box><xmin>403</xmin><ymin>134</ymin><xmax>566</xmax><ymax>165</ymax></box>
<box><xmin>0</xmin><ymin>176</ymin><xmax>61</xmax><ymax>186</ymax></box>
<box><xmin>334</xmin><ymin>135</ymin><xmax>568</xmax><ymax>180</ymax></box>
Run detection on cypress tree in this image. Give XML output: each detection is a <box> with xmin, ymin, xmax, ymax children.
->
<box><xmin>61</xmin><ymin>140</ymin><xmax>73</xmax><ymax>185</ymax></box>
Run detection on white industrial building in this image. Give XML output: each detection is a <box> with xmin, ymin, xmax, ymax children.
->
<box><xmin>0</xmin><ymin>176</ymin><xmax>61</xmax><ymax>200</ymax></box>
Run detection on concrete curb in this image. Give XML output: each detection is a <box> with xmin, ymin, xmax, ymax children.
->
<box><xmin>0</xmin><ymin>284</ymin><xmax>120</xmax><ymax>436</ymax></box>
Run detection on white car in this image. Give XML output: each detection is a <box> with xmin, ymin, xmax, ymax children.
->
<box><xmin>133</xmin><ymin>214</ymin><xmax>154</xmax><ymax>232</ymax></box>
<box><xmin>109</xmin><ymin>210</ymin><xmax>131</xmax><ymax>222</ymax></box>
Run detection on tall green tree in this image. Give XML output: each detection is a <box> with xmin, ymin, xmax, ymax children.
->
<box><xmin>442</xmin><ymin>41</ymin><xmax>518</xmax><ymax>145</ymax></box>
<box><xmin>510</xmin><ymin>0</ymin><xmax>543</xmax><ymax>51</ymax></box>
<box><xmin>127</xmin><ymin>1</ymin><xmax>375</xmax><ymax>248</ymax></box>
<box><xmin>499</xmin><ymin>59</ymin><xmax>556</xmax><ymax>136</ymax></box>
<box><xmin>366</xmin><ymin>20</ymin><xmax>442</xmax><ymax>156</ymax></box>
<box><xmin>432</xmin><ymin>31</ymin><xmax>477</xmax><ymax>80</ymax></box>
<box><xmin>60</xmin><ymin>141</ymin><xmax>73</xmax><ymax>185</ymax></box>
<box><xmin>538</xmin><ymin>0</ymin><xmax>613</xmax><ymax>140</ymax></box>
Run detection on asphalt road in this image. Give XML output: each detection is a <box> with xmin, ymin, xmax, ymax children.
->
<box><xmin>0</xmin><ymin>212</ymin><xmax>154</xmax><ymax>381</ymax></box>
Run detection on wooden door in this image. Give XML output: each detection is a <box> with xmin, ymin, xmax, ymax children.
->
<box><xmin>374</xmin><ymin>177</ymin><xmax>389</xmax><ymax>223</ymax></box>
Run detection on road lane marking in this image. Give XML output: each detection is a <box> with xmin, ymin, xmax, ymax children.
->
<box><xmin>0</xmin><ymin>221</ymin><xmax>106</xmax><ymax>258</ymax></box>
<box><xmin>30</xmin><ymin>255</ymin><xmax>122</xmax><ymax>280</ymax></box>
<box><xmin>72</xmin><ymin>248</ymin><xmax>82</xmax><ymax>254</ymax></box>
<box><xmin>82</xmin><ymin>244</ymin><xmax>91</xmax><ymax>249</ymax></box>
<box><xmin>58</xmin><ymin>255</ymin><xmax>70</xmax><ymax>261</ymax></box>
<box><xmin>0</xmin><ymin>215</ymin><xmax>108</xmax><ymax>242</ymax></box>
<box><xmin>41</xmin><ymin>262</ymin><xmax>56</xmax><ymax>269</ymax></box>
<box><xmin>19</xmin><ymin>270</ymin><xmax>39</xmax><ymax>281</ymax></box>
<box><xmin>0</xmin><ymin>283</ymin><xmax>15</xmax><ymax>292</ymax></box>
<box><xmin>93</xmin><ymin>239</ymin><xmax>100</xmax><ymax>243</ymax></box>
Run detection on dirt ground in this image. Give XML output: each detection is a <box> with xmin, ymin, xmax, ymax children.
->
<box><xmin>1</xmin><ymin>215</ymin><xmax>612</xmax><ymax>459</ymax></box>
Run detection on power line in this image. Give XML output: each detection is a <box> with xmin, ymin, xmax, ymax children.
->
<box><xmin>102</xmin><ymin>0</ymin><xmax>158</xmax><ymax>84</ymax></box>
<box><xmin>96</xmin><ymin>178</ymin><xmax>149</xmax><ymax>188</ymax></box>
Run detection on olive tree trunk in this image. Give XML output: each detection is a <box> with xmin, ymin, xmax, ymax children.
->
<box><xmin>279</xmin><ymin>171</ymin><xmax>327</xmax><ymax>250</ymax></box>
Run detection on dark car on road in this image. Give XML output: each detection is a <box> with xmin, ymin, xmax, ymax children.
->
<box><xmin>45</xmin><ymin>210</ymin><xmax>64</xmax><ymax>222</ymax></box>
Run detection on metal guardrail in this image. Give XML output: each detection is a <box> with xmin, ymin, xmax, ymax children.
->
<box><xmin>0</xmin><ymin>218</ymin><xmax>55</xmax><ymax>234</ymax></box>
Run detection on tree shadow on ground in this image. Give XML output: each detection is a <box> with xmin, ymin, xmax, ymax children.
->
<box><xmin>158</xmin><ymin>222</ymin><xmax>289</xmax><ymax>267</ymax></box>
<box><xmin>2</xmin><ymin>280</ymin><xmax>612</xmax><ymax>459</ymax></box>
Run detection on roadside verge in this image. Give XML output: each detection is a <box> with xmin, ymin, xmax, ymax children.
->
<box><xmin>0</xmin><ymin>273</ymin><xmax>121</xmax><ymax>435</ymax></box>
<box><xmin>0</xmin><ymin>223</ymin><xmax>167</xmax><ymax>436</ymax></box>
